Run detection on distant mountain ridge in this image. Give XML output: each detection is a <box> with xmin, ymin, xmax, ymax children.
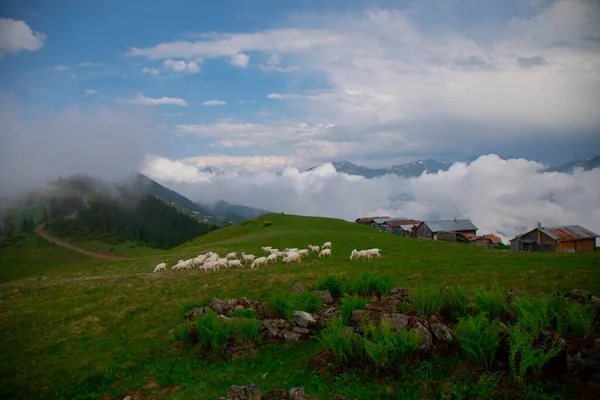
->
<box><xmin>543</xmin><ymin>154</ymin><xmax>600</xmax><ymax>173</ymax></box>
<box><xmin>307</xmin><ymin>159</ymin><xmax>455</xmax><ymax>178</ymax></box>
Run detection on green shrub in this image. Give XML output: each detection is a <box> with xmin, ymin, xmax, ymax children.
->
<box><xmin>343</xmin><ymin>271</ymin><xmax>393</xmax><ymax>296</ymax></box>
<box><xmin>229</xmin><ymin>317</ymin><xmax>261</xmax><ymax>343</ymax></box>
<box><xmin>340</xmin><ymin>294</ymin><xmax>369</xmax><ymax>325</ymax></box>
<box><xmin>194</xmin><ymin>311</ymin><xmax>230</xmax><ymax>351</ymax></box>
<box><xmin>510</xmin><ymin>296</ymin><xmax>551</xmax><ymax>334</ymax></box>
<box><xmin>360</xmin><ymin>321</ymin><xmax>420</xmax><ymax>371</ymax></box>
<box><xmin>471</xmin><ymin>283</ymin><xmax>510</xmax><ymax>319</ymax></box>
<box><xmin>411</xmin><ymin>286</ymin><xmax>444</xmax><ymax>319</ymax></box>
<box><xmin>456</xmin><ymin>313</ymin><xmax>505</xmax><ymax>368</ymax></box>
<box><xmin>318</xmin><ymin>316</ymin><xmax>359</xmax><ymax>364</ymax></box>
<box><xmin>316</xmin><ymin>276</ymin><xmax>343</xmax><ymax>297</ymax></box>
<box><xmin>508</xmin><ymin>324</ymin><xmax>558</xmax><ymax>384</ymax></box>
<box><xmin>270</xmin><ymin>292</ymin><xmax>322</xmax><ymax>321</ymax></box>
<box><xmin>548</xmin><ymin>296</ymin><xmax>597</xmax><ymax>338</ymax></box>
<box><xmin>263</xmin><ymin>221</ymin><xmax>273</xmax><ymax>227</ymax></box>
<box><xmin>232</xmin><ymin>308</ymin><xmax>255</xmax><ymax>319</ymax></box>
<box><xmin>443</xmin><ymin>286</ymin><xmax>469</xmax><ymax>318</ymax></box>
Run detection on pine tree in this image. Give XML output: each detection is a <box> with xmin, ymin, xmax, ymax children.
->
<box><xmin>42</xmin><ymin>207</ymin><xmax>49</xmax><ymax>223</ymax></box>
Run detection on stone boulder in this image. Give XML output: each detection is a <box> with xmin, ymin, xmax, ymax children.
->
<box><xmin>261</xmin><ymin>319</ymin><xmax>288</xmax><ymax>339</ymax></box>
<box><xmin>184</xmin><ymin>306</ymin><xmax>209</xmax><ymax>320</ymax></box>
<box><xmin>430</xmin><ymin>323</ymin><xmax>453</xmax><ymax>342</ymax></box>
<box><xmin>289</xmin><ymin>388</ymin><xmax>319</xmax><ymax>400</ymax></box>
<box><xmin>380</xmin><ymin>313</ymin><xmax>410</xmax><ymax>331</ymax></box>
<box><xmin>312</xmin><ymin>290</ymin><xmax>334</xmax><ymax>305</ymax></box>
<box><xmin>227</xmin><ymin>384</ymin><xmax>261</xmax><ymax>400</ymax></box>
<box><xmin>293</xmin><ymin>311</ymin><xmax>317</xmax><ymax>328</ymax></box>
<box><xmin>412</xmin><ymin>322</ymin><xmax>433</xmax><ymax>350</ymax></box>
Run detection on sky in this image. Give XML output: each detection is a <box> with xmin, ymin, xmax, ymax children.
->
<box><xmin>1</xmin><ymin>0</ymin><xmax>600</xmax><ymax>241</ymax></box>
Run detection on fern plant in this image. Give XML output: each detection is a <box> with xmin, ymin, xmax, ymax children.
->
<box><xmin>360</xmin><ymin>321</ymin><xmax>420</xmax><ymax>371</ymax></box>
<box><xmin>455</xmin><ymin>313</ymin><xmax>505</xmax><ymax>368</ymax></box>
<box><xmin>343</xmin><ymin>271</ymin><xmax>393</xmax><ymax>296</ymax></box>
<box><xmin>410</xmin><ymin>286</ymin><xmax>444</xmax><ymax>319</ymax></box>
<box><xmin>318</xmin><ymin>316</ymin><xmax>360</xmax><ymax>364</ymax></box>
<box><xmin>194</xmin><ymin>311</ymin><xmax>230</xmax><ymax>351</ymax></box>
<box><xmin>443</xmin><ymin>286</ymin><xmax>469</xmax><ymax>318</ymax></box>
<box><xmin>510</xmin><ymin>296</ymin><xmax>551</xmax><ymax>334</ymax></box>
<box><xmin>508</xmin><ymin>324</ymin><xmax>558</xmax><ymax>384</ymax></box>
<box><xmin>471</xmin><ymin>283</ymin><xmax>510</xmax><ymax>320</ymax></box>
<box><xmin>316</xmin><ymin>275</ymin><xmax>344</xmax><ymax>297</ymax></box>
<box><xmin>548</xmin><ymin>296</ymin><xmax>597</xmax><ymax>338</ymax></box>
<box><xmin>340</xmin><ymin>294</ymin><xmax>369</xmax><ymax>325</ymax></box>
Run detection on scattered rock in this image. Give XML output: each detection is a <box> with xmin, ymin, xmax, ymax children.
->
<box><xmin>430</xmin><ymin>323</ymin><xmax>453</xmax><ymax>342</ymax></box>
<box><xmin>263</xmin><ymin>388</ymin><xmax>288</xmax><ymax>399</ymax></box>
<box><xmin>389</xmin><ymin>287</ymin><xmax>410</xmax><ymax>300</ymax></box>
<box><xmin>289</xmin><ymin>387</ymin><xmax>318</xmax><ymax>400</ymax></box>
<box><xmin>283</xmin><ymin>331</ymin><xmax>302</xmax><ymax>341</ymax></box>
<box><xmin>211</xmin><ymin>298</ymin><xmax>236</xmax><ymax>315</ymax></box>
<box><xmin>563</xmin><ymin>289</ymin><xmax>594</xmax><ymax>305</ymax></box>
<box><xmin>312</xmin><ymin>290</ymin><xmax>334</xmax><ymax>305</ymax></box>
<box><xmin>292</xmin><ymin>327</ymin><xmax>311</xmax><ymax>335</ymax></box>
<box><xmin>351</xmin><ymin>310</ymin><xmax>367</xmax><ymax>324</ymax></box>
<box><xmin>185</xmin><ymin>306</ymin><xmax>208</xmax><ymax>320</ymax></box>
<box><xmin>412</xmin><ymin>322</ymin><xmax>433</xmax><ymax>350</ymax></box>
<box><xmin>567</xmin><ymin>347</ymin><xmax>600</xmax><ymax>377</ymax></box>
<box><xmin>228</xmin><ymin>384</ymin><xmax>261</xmax><ymax>400</ymax></box>
<box><xmin>380</xmin><ymin>313</ymin><xmax>410</xmax><ymax>331</ymax></box>
<box><xmin>292</xmin><ymin>283</ymin><xmax>306</xmax><ymax>293</ymax></box>
<box><xmin>344</xmin><ymin>326</ymin><xmax>354</xmax><ymax>337</ymax></box>
<box><xmin>262</xmin><ymin>319</ymin><xmax>288</xmax><ymax>339</ymax></box>
<box><xmin>123</xmin><ymin>397</ymin><xmax>131</xmax><ymax>400</ymax></box>
<box><xmin>293</xmin><ymin>311</ymin><xmax>317</xmax><ymax>328</ymax></box>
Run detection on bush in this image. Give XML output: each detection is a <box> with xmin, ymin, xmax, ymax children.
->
<box><xmin>318</xmin><ymin>316</ymin><xmax>360</xmax><ymax>364</ymax></box>
<box><xmin>411</xmin><ymin>286</ymin><xmax>444</xmax><ymax>319</ymax></box>
<box><xmin>508</xmin><ymin>324</ymin><xmax>558</xmax><ymax>384</ymax></box>
<box><xmin>510</xmin><ymin>296</ymin><xmax>551</xmax><ymax>334</ymax></box>
<box><xmin>360</xmin><ymin>321</ymin><xmax>420</xmax><ymax>371</ymax></box>
<box><xmin>343</xmin><ymin>271</ymin><xmax>393</xmax><ymax>296</ymax></box>
<box><xmin>263</xmin><ymin>221</ymin><xmax>273</xmax><ymax>227</ymax></box>
<box><xmin>192</xmin><ymin>311</ymin><xmax>261</xmax><ymax>352</ymax></box>
<box><xmin>270</xmin><ymin>292</ymin><xmax>322</xmax><ymax>321</ymax></box>
<box><xmin>340</xmin><ymin>294</ymin><xmax>369</xmax><ymax>325</ymax></box>
<box><xmin>548</xmin><ymin>296</ymin><xmax>597</xmax><ymax>338</ymax></box>
<box><xmin>456</xmin><ymin>313</ymin><xmax>505</xmax><ymax>368</ymax></box>
<box><xmin>232</xmin><ymin>309</ymin><xmax>255</xmax><ymax>319</ymax></box>
<box><xmin>470</xmin><ymin>283</ymin><xmax>510</xmax><ymax>320</ymax></box>
<box><xmin>316</xmin><ymin>276</ymin><xmax>343</xmax><ymax>297</ymax></box>
<box><xmin>443</xmin><ymin>286</ymin><xmax>470</xmax><ymax>318</ymax></box>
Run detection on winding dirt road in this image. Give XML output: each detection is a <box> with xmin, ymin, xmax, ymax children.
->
<box><xmin>35</xmin><ymin>223</ymin><xmax>130</xmax><ymax>260</ymax></box>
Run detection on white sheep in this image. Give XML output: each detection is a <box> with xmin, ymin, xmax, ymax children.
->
<box><xmin>323</xmin><ymin>241</ymin><xmax>332</xmax><ymax>249</ymax></box>
<box><xmin>251</xmin><ymin>256</ymin><xmax>267</xmax><ymax>269</ymax></box>
<box><xmin>153</xmin><ymin>262</ymin><xmax>166</xmax><ymax>273</ymax></box>
<box><xmin>226</xmin><ymin>252</ymin><xmax>237</xmax><ymax>260</ymax></box>
<box><xmin>367</xmin><ymin>248</ymin><xmax>382</xmax><ymax>259</ymax></box>
<box><xmin>262</xmin><ymin>246</ymin><xmax>272</xmax><ymax>254</ymax></box>
<box><xmin>357</xmin><ymin>250</ymin><xmax>371</xmax><ymax>260</ymax></box>
<box><xmin>350</xmin><ymin>249</ymin><xmax>358</xmax><ymax>260</ymax></box>
<box><xmin>266</xmin><ymin>253</ymin><xmax>278</xmax><ymax>264</ymax></box>
<box><xmin>308</xmin><ymin>244</ymin><xmax>320</xmax><ymax>254</ymax></box>
<box><xmin>298</xmin><ymin>249</ymin><xmax>310</xmax><ymax>258</ymax></box>
<box><xmin>269</xmin><ymin>248</ymin><xmax>280</xmax><ymax>254</ymax></box>
<box><xmin>242</xmin><ymin>252</ymin><xmax>256</xmax><ymax>265</ymax></box>
<box><xmin>319</xmin><ymin>248</ymin><xmax>332</xmax><ymax>258</ymax></box>
<box><xmin>217</xmin><ymin>258</ymin><xmax>229</xmax><ymax>268</ymax></box>
<box><xmin>228</xmin><ymin>259</ymin><xmax>243</xmax><ymax>268</ymax></box>
<box><xmin>282</xmin><ymin>252</ymin><xmax>302</xmax><ymax>264</ymax></box>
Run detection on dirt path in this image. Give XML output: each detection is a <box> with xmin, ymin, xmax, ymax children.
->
<box><xmin>35</xmin><ymin>223</ymin><xmax>130</xmax><ymax>260</ymax></box>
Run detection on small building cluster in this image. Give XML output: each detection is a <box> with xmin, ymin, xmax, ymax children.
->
<box><xmin>355</xmin><ymin>216</ymin><xmax>598</xmax><ymax>253</ymax></box>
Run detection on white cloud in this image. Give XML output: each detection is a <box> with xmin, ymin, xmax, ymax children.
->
<box><xmin>163</xmin><ymin>59</ymin><xmax>201</xmax><ymax>74</ymax></box>
<box><xmin>77</xmin><ymin>62</ymin><xmax>103</xmax><ymax>67</ymax></box>
<box><xmin>202</xmin><ymin>100</ymin><xmax>226</xmax><ymax>106</ymax></box>
<box><xmin>121</xmin><ymin>94</ymin><xmax>187</xmax><ymax>107</ymax></box>
<box><xmin>259</xmin><ymin>64</ymin><xmax>299</xmax><ymax>73</ymax></box>
<box><xmin>0</xmin><ymin>18</ymin><xmax>46</xmax><ymax>55</ymax></box>
<box><xmin>267</xmin><ymin>93</ymin><xmax>301</xmax><ymax>100</ymax></box>
<box><xmin>143</xmin><ymin>154</ymin><xmax>600</xmax><ymax>244</ymax></box>
<box><xmin>178</xmin><ymin>154</ymin><xmax>298</xmax><ymax>173</ymax></box>
<box><xmin>83</xmin><ymin>89</ymin><xmax>98</xmax><ymax>95</ymax></box>
<box><xmin>141</xmin><ymin>67</ymin><xmax>160</xmax><ymax>75</ymax></box>
<box><xmin>230</xmin><ymin>53</ymin><xmax>250</xmax><ymax>68</ymax></box>
<box><xmin>50</xmin><ymin>65</ymin><xmax>70</xmax><ymax>71</ymax></box>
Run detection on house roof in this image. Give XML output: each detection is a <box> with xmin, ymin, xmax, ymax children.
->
<box><xmin>421</xmin><ymin>219</ymin><xmax>478</xmax><ymax>232</ymax></box>
<box><xmin>383</xmin><ymin>219</ymin><xmax>422</xmax><ymax>228</ymax></box>
<box><xmin>464</xmin><ymin>232</ymin><xmax>503</xmax><ymax>244</ymax></box>
<box><xmin>355</xmin><ymin>216</ymin><xmax>390</xmax><ymax>223</ymax></box>
<box><xmin>541</xmin><ymin>225</ymin><xmax>599</xmax><ymax>241</ymax></box>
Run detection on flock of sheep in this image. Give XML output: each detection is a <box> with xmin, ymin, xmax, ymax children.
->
<box><xmin>152</xmin><ymin>241</ymin><xmax>337</xmax><ymax>273</ymax></box>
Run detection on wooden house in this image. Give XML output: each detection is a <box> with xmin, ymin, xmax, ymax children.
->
<box><xmin>510</xmin><ymin>225</ymin><xmax>598</xmax><ymax>253</ymax></box>
<box><xmin>414</xmin><ymin>219</ymin><xmax>478</xmax><ymax>240</ymax></box>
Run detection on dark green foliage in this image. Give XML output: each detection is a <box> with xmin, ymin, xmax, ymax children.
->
<box><xmin>508</xmin><ymin>325</ymin><xmax>558</xmax><ymax>384</ymax></box>
<box><xmin>20</xmin><ymin>215</ymin><xmax>35</xmax><ymax>233</ymax></box>
<box><xmin>271</xmin><ymin>292</ymin><xmax>323</xmax><ymax>321</ymax></box>
<box><xmin>443</xmin><ymin>286</ymin><xmax>469</xmax><ymax>318</ymax></box>
<box><xmin>41</xmin><ymin>207</ymin><xmax>49</xmax><ymax>223</ymax></box>
<box><xmin>360</xmin><ymin>321</ymin><xmax>420</xmax><ymax>371</ymax></box>
<box><xmin>192</xmin><ymin>311</ymin><xmax>261</xmax><ymax>352</ymax></box>
<box><xmin>232</xmin><ymin>309</ymin><xmax>255</xmax><ymax>319</ymax></box>
<box><xmin>411</xmin><ymin>286</ymin><xmax>444</xmax><ymax>319</ymax></box>
<box><xmin>263</xmin><ymin>220</ymin><xmax>273</xmax><ymax>227</ymax></box>
<box><xmin>548</xmin><ymin>296</ymin><xmax>597</xmax><ymax>338</ymax></box>
<box><xmin>318</xmin><ymin>316</ymin><xmax>360</xmax><ymax>363</ymax></box>
<box><xmin>471</xmin><ymin>283</ymin><xmax>510</xmax><ymax>319</ymax></box>
<box><xmin>510</xmin><ymin>296</ymin><xmax>552</xmax><ymax>334</ymax></box>
<box><xmin>343</xmin><ymin>271</ymin><xmax>393</xmax><ymax>295</ymax></box>
<box><xmin>340</xmin><ymin>294</ymin><xmax>369</xmax><ymax>325</ymax></box>
<box><xmin>48</xmin><ymin>194</ymin><xmax>209</xmax><ymax>249</ymax></box>
<box><xmin>229</xmin><ymin>317</ymin><xmax>261</xmax><ymax>343</ymax></box>
<box><xmin>456</xmin><ymin>313</ymin><xmax>505</xmax><ymax>368</ymax></box>
<box><xmin>316</xmin><ymin>276</ymin><xmax>343</xmax><ymax>297</ymax></box>
<box><xmin>2</xmin><ymin>216</ymin><xmax>14</xmax><ymax>237</ymax></box>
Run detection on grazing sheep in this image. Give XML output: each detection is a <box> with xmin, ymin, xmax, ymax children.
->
<box><xmin>226</xmin><ymin>252</ymin><xmax>237</xmax><ymax>260</ymax></box>
<box><xmin>350</xmin><ymin>249</ymin><xmax>358</xmax><ymax>260</ymax></box>
<box><xmin>228</xmin><ymin>259</ymin><xmax>243</xmax><ymax>268</ymax></box>
<box><xmin>153</xmin><ymin>262</ymin><xmax>166</xmax><ymax>273</ymax></box>
<box><xmin>367</xmin><ymin>248</ymin><xmax>382</xmax><ymax>259</ymax></box>
<box><xmin>242</xmin><ymin>252</ymin><xmax>256</xmax><ymax>265</ymax></box>
<box><xmin>298</xmin><ymin>249</ymin><xmax>310</xmax><ymax>258</ymax></box>
<box><xmin>217</xmin><ymin>258</ymin><xmax>229</xmax><ymax>268</ymax></box>
<box><xmin>319</xmin><ymin>248</ymin><xmax>332</xmax><ymax>258</ymax></box>
<box><xmin>308</xmin><ymin>244</ymin><xmax>320</xmax><ymax>254</ymax></box>
<box><xmin>262</xmin><ymin>246</ymin><xmax>272</xmax><ymax>254</ymax></box>
<box><xmin>282</xmin><ymin>252</ymin><xmax>302</xmax><ymax>264</ymax></box>
<box><xmin>251</xmin><ymin>256</ymin><xmax>267</xmax><ymax>269</ymax></box>
<box><xmin>266</xmin><ymin>253</ymin><xmax>278</xmax><ymax>264</ymax></box>
<box><xmin>323</xmin><ymin>241</ymin><xmax>332</xmax><ymax>249</ymax></box>
<box><xmin>269</xmin><ymin>248</ymin><xmax>280</xmax><ymax>254</ymax></box>
<box><xmin>357</xmin><ymin>250</ymin><xmax>371</xmax><ymax>260</ymax></box>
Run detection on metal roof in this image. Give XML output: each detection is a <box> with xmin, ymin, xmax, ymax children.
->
<box><xmin>383</xmin><ymin>219</ymin><xmax>421</xmax><ymax>228</ymax></box>
<box><xmin>540</xmin><ymin>225</ymin><xmax>599</xmax><ymax>241</ymax></box>
<box><xmin>400</xmin><ymin>224</ymin><xmax>417</xmax><ymax>231</ymax></box>
<box><xmin>421</xmin><ymin>219</ymin><xmax>478</xmax><ymax>232</ymax></box>
<box><xmin>372</xmin><ymin>218</ymin><xmax>394</xmax><ymax>224</ymax></box>
<box><xmin>356</xmin><ymin>216</ymin><xmax>390</xmax><ymax>223</ymax></box>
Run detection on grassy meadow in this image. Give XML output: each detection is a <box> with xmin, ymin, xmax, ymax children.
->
<box><xmin>0</xmin><ymin>213</ymin><xmax>599</xmax><ymax>399</ymax></box>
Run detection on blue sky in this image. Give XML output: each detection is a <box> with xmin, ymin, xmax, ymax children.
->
<box><xmin>1</xmin><ymin>0</ymin><xmax>600</xmax><ymax>174</ymax></box>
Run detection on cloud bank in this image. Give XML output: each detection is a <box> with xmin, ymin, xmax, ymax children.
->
<box><xmin>142</xmin><ymin>154</ymin><xmax>600</xmax><ymax>243</ymax></box>
<box><xmin>0</xmin><ymin>18</ymin><xmax>46</xmax><ymax>56</ymax></box>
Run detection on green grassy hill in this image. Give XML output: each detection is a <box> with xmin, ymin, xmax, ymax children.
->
<box><xmin>0</xmin><ymin>213</ymin><xmax>598</xmax><ymax>399</ymax></box>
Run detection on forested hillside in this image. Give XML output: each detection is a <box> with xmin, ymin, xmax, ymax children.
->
<box><xmin>47</xmin><ymin>194</ymin><xmax>210</xmax><ymax>249</ymax></box>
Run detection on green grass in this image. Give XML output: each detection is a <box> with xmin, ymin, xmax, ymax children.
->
<box><xmin>61</xmin><ymin>238</ymin><xmax>164</xmax><ymax>257</ymax></box>
<box><xmin>0</xmin><ymin>213</ymin><xmax>599</xmax><ymax>399</ymax></box>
